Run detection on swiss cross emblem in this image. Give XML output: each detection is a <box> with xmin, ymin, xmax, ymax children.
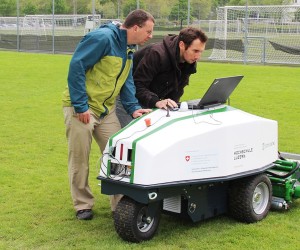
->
<box><xmin>185</xmin><ymin>156</ymin><xmax>190</xmax><ymax>162</ymax></box>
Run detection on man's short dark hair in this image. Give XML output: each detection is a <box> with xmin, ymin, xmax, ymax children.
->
<box><xmin>179</xmin><ymin>27</ymin><xmax>208</xmax><ymax>49</ymax></box>
<box><xmin>123</xmin><ymin>9</ymin><xmax>155</xmax><ymax>28</ymax></box>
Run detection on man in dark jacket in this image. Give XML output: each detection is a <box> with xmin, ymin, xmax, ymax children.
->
<box><xmin>116</xmin><ymin>27</ymin><xmax>208</xmax><ymax>127</ymax></box>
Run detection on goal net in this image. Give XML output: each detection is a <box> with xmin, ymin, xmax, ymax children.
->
<box><xmin>21</xmin><ymin>14</ymin><xmax>101</xmax><ymax>37</ymax></box>
<box><xmin>0</xmin><ymin>14</ymin><xmax>121</xmax><ymax>53</ymax></box>
<box><xmin>18</xmin><ymin>14</ymin><xmax>101</xmax><ymax>52</ymax></box>
<box><xmin>209</xmin><ymin>5</ymin><xmax>300</xmax><ymax>65</ymax></box>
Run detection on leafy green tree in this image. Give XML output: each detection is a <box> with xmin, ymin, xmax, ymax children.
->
<box><xmin>75</xmin><ymin>0</ymin><xmax>90</xmax><ymax>14</ymax></box>
<box><xmin>143</xmin><ymin>0</ymin><xmax>172</xmax><ymax>18</ymax></box>
<box><xmin>169</xmin><ymin>0</ymin><xmax>191</xmax><ymax>28</ymax></box>
<box><xmin>87</xmin><ymin>0</ymin><xmax>101</xmax><ymax>14</ymax></box>
<box><xmin>214</xmin><ymin>0</ymin><xmax>230</xmax><ymax>7</ymax></box>
<box><xmin>159</xmin><ymin>0</ymin><xmax>177</xmax><ymax>19</ymax></box>
<box><xmin>34</xmin><ymin>0</ymin><xmax>52</xmax><ymax>14</ymax></box>
<box><xmin>22</xmin><ymin>2</ymin><xmax>38</xmax><ymax>15</ymax></box>
<box><xmin>99</xmin><ymin>0</ymin><xmax>112</xmax><ymax>4</ymax></box>
<box><xmin>99</xmin><ymin>2</ymin><xmax>117</xmax><ymax>18</ymax></box>
<box><xmin>0</xmin><ymin>0</ymin><xmax>16</xmax><ymax>16</ymax></box>
<box><xmin>191</xmin><ymin>0</ymin><xmax>212</xmax><ymax>20</ymax></box>
<box><xmin>122</xmin><ymin>0</ymin><xmax>145</xmax><ymax>17</ymax></box>
<box><xmin>227</xmin><ymin>0</ymin><xmax>282</xmax><ymax>6</ymax></box>
<box><xmin>210</xmin><ymin>0</ymin><xmax>229</xmax><ymax>19</ymax></box>
<box><xmin>53</xmin><ymin>0</ymin><xmax>68</xmax><ymax>14</ymax></box>
<box><xmin>260</xmin><ymin>0</ymin><xmax>282</xmax><ymax>4</ymax></box>
<box><xmin>96</xmin><ymin>0</ymin><xmax>122</xmax><ymax>18</ymax></box>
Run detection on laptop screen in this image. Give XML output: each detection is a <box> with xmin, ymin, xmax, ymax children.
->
<box><xmin>188</xmin><ymin>75</ymin><xmax>244</xmax><ymax>109</ymax></box>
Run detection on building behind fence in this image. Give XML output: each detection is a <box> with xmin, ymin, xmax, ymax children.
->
<box><xmin>1</xmin><ymin>5</ymin><xmax>300</xmax><ymax>65</ymax></box>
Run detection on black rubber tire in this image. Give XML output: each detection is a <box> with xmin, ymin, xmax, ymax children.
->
<box><xmin>113</xmin><ymin>196</ymin><xmax>161</xmax><ymax>243</ymax></box>
<box><xmin>228</xmin><ymin>174</ymin><xmax>272</xmax><ymax>223</ymax></box>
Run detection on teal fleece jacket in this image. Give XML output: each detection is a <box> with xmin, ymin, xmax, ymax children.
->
<box><xmin>62</xmin><ymin>23</ymin><xmax>141</xmax><ymax>118</ymax></box>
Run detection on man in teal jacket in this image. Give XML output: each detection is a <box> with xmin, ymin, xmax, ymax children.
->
<box><xmin>62</xmin><ymin>10</ymin><xmax>154</xmax><ymax>220</ymax></box>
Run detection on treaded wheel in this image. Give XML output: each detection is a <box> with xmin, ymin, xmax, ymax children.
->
<box><xmin>113</xmin><ymin>196</ymin><xmax>161</xmax><ymax>242</ymax></box>
<box><xmin>228</xmin><ymin>174</ymin><xmax>272</xmax><ymax>223</ymax></box>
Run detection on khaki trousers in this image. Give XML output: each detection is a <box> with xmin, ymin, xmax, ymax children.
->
<box><xmin>63</xmin><ymin>106</ymin><xmax>122</xmax><ymax>211</ymax></box>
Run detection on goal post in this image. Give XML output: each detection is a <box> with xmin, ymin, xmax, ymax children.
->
<box><xmin>209</xmin><ymin>5</ymin><xmax>300</xmax><ymax>65</ymax></box>
<box><xmin>18</xmin><ymin>14</ymin><xmax>102</xmax><ymax>52</ymax></box>
<box><xmin>0</xmin><ymin>14</ymin><xmax>121</xmax><ymax>53</ymax></box>
<box><xmin>21</xmin><ymin>14</ymin><xmax>101</xmax><ymax>37</ymax></box>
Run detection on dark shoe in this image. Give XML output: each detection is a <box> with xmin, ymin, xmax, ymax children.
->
<box><xmin>76</xmin><ymin>209</ymin><xmax>93</xmax><ymax>220</ymax></box>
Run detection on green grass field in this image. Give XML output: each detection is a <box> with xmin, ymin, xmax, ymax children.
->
<box><xmin>0</xmin><ymin>51</ymin><xmax>299</xmax><ymax>249</ymax></box>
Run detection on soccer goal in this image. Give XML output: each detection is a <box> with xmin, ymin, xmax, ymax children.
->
<box><xmin>17</xmin><ymin>14</ymin><xmax>102</xmax><ymax>52</ymax></box>
<box><xmin>21</xmin><ymin>14</ymin><xmax>102</xmax><ymax>37</ymax></box>
<box><xmin>209</xmin><ymin>5</ymin><xmax>300</xmax><ymax>65</ymax></box>
<box><xmin>21</xmin><ymin>15</ymin><xmax>47</xmax><ymax>39</ymax></box>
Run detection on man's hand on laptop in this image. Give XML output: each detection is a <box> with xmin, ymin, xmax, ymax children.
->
<box><xmin>156</xmin><ymin>99</ymin><xmax>178</xmax><ymax>110</ymax></box>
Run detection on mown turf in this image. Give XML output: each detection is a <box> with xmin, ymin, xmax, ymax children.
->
<box><xmin>0</xmin><ymin>51</ymin><xmax>299</xmax><ymax>249</ymax></box>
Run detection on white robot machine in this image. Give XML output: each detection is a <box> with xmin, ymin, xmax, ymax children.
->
<box><xmin>97</xmin><ymin>76</ymin><xmax>299</xmax><ymax>243</ymax></box>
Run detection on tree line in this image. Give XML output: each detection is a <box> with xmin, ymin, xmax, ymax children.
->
<box><xmin>0</xmin><ymin>0</ymin><xmax>287</xmax><ymax>21</ymax></box>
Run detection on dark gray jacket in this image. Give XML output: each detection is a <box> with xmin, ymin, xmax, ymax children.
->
<box><xmin>133</xmin><ymin>35</ymin><xmax>197</xmax><ymax>108</ymax></box>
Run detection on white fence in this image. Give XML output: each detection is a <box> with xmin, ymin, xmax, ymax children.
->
<box><xmin>1</xmin><ymin>12</ymin><xmax>300</xmax><ymax>65</ymax></box>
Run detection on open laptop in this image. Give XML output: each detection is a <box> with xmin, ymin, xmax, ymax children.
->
<box><xmin>187</xmin><ymin>75</ymin><xmax>244</xmax><ymax>110</ymax></box>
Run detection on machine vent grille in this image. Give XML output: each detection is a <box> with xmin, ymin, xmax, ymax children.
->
<box><xmin>163</xmin><ymin>196</ymin><xmax>181</xmax><ymax>213</ymax></box>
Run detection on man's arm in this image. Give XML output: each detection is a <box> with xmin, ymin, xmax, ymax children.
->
<box><xmin>134</xmin><ymin>50</ymin><xmax>178</xmax><ymax>110</ymax></box>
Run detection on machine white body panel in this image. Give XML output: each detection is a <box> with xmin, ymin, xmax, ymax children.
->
<box><xmin>100</xmin><ymin>106</ymin><xmax>278</xmax><ymax>185</ymax></box>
